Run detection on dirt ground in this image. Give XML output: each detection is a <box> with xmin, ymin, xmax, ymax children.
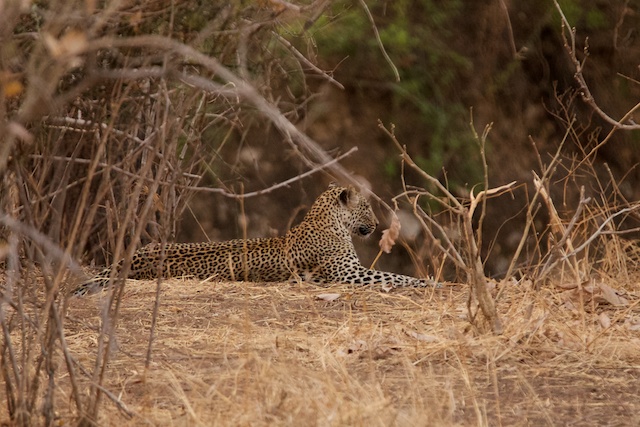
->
<box><xmin>44</xmin><ymin>277</ymin><xmax>639</xmax><ymax>426</ymax></box>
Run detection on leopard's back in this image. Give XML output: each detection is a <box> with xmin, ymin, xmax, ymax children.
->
<box><xmin>130</xmin><ymin>239</ymin><xmax>290</xmax><ymax>282</ymax></box>
<box><xmin>73</xmin><ymin>238</ymin><xmax>291</xmax><ymax>296</ymax></box>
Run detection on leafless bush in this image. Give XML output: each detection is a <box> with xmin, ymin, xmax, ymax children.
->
<box><xmin>382</xmin><ymin>106</ymin><xmax>638</xmax><ymax>337</ymax></box>
<box><xmin>0</xmin><ymin>1</ymin><xmax>355</xmax><ymax>424</ymax></box>
<box><xmin>372</xmin><ymin>2</ymin><xmax>640</xmax><ymax>337</ymax></box>
<box><xmin>380</xmin><ymin>120</ymin><xmax>511</xmax><ymax>335</ymax></box>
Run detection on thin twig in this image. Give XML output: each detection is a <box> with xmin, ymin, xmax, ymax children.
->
<box><xmin>88</xmin><ymin>124</ymin><xmax>161</xmax><ymax>419</ymax></box>
<box><xmin>73</xmin><ymin>360</ymin><xmax>135</xmax><ymax>419</ymax></box>
<box><xmin>383</xmin><ymin>122</ymin><xmax>502</xmax><ymax>332</ymax></box>
<box><xmin>357</xmin><ymin>0</ymin><xmax>400</xmax><ymax>82</ymax></box>
<box><xmin>409</xmin><ymin>195</ymin><xmax>466</xmax><ymax>269</ymax></box>
<box><xmin>560</xmin><ymin>204</ymin><xmax>640</xmax><ymax>262</ymax></box>
<box><xmin>182</xmin><ymin>147</ymin><xmax>358</xmax><ymax>198</ymax></box>
<box><xmin>30</xmin><ymin>147</ymin><xmax>356</xmax><ymax>200</ymax></box>
<box><xmin>44</xmin><ymin>116</ymin><xmax>155</xmax><ymax>147</ymax></box>
<box><xmin>499</xmin><ymin>0</ymin><xmax>521</xmax><ymax>59</ymax></box>
<box><xmin>379</xmin><ymin>121</ymin><xmax>463</xmax><ymax>211</ymax></box>
<box><xmin>536</xmin><ymin>186</ymin><xmax>591</xmax><ymax>282</ymax></box>
<box><xmin>272</xmin><ymin>31</ymin><xmax>344</xmax><ymax>90</ymax></box>
<box><xmin>499</xmin><ymin>125</ymin><xmax>572</xmax><ymax>287</ymax></box>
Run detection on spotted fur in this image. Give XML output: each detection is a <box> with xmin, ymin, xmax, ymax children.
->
<box><xmin>72</xmin><ymin>184</ymin><xmax>435</xmax><ymax>296</ymax></box>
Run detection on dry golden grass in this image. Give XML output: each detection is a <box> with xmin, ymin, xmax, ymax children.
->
<box><xmin>38</xmin><ymin>276</ymin><xmax>639</xmax><ymax>426</ymax></box>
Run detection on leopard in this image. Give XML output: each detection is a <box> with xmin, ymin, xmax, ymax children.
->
<box><xmin>72</xmin><ymin>183</ymin><xmax>437</xmax><ymax>296</ymax></box>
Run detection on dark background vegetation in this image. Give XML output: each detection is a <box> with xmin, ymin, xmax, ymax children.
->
<box><xmin>190</xmin><ymin>0</ymin><xmax>640</xmax><ymax>278</ymax></box>
<box><xmin>1</xmin><ymin>0</ymin><xmax>638</xmax><ymax>279</ymax></box>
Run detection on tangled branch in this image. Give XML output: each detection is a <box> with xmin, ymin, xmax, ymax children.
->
<box><xmin>553</xmin><ymin>0</ymin><xmax>640</xmax><ymax>132</ymax></box>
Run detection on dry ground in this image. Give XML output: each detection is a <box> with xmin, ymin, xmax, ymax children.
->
<box><xmin>6</xmin><ymin>277</ymin><xmax>640</xmax><ymax>426</ymax></box>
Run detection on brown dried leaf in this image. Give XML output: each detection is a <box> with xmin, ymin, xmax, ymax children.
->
<box><xmin>598</xmin><ymin>312</ymin><xmax>611</xmax><ymax>329</ymax></box>
<box><xmin>379</xmin><ymin>212</ymin><xmax>401</xmax><ymax>254</ymax></box>
<box><xmin>380</xmin><ymin>283</ymin><xmax>393</xmax><ymax>293</ymax></box>
<box><xmin>627</xmin><ymin>320</ymin><xmax>640</xmax><ymax>331</ymax></box>
<box><xmin>405</xmin><ymin>330</ymin><xmax>439</xmax><ymax>343</ymax></box>
<box><xmin>316</xmin><ymin>293</ymin><xmax>340</xmax><ymax>302</ymax></box>
<box><xmin>597</xmin><ymin>283</ymin><xmax>628</xmax><ymax>307</ymax></box>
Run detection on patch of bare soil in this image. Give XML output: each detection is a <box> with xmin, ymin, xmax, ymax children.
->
<box><xmin>28</xmin><ymin>279</ymin><xmax>640</xmax><ymax>425</ymax></box>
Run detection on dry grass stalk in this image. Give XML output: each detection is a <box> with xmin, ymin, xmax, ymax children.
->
<box><xmin>532</xmin><ymin>174</ymin><xmax>587</xmax><ymax>317</ymax></box>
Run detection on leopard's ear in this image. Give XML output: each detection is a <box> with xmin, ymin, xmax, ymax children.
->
<box><xmin>338</xmin><ymin>188</ymin><xmax>349</xmax><ymax>205</ymax></box>
<box><xmin>328</xmin><ymin>182</ymin><xmax>339</xmax><ymax>189</ymax></box>
<box><xmin>338</xmin><ymin>185</ymin><xmax>358</xmax><ymax>207</ymax></box>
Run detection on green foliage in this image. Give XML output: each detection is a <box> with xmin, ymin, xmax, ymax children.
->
<box><xmin>383</xmin><ymin>157</ymin><xmax>399</xmax><ymax>178</ymax></box>
<box><xmin>309</xmin><ymin>0</ymin><xmax>481</xmax><ymax>186</ymax></box>
<box><xmin>555</xmin><ymin>0</ymin><xmax>609</xmax><ymax>30</ymax></box>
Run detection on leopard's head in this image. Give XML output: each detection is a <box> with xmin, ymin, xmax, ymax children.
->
<box><xmin>333</xmin><ymin>184</ymin><xmax>379</xmax><ymax>237</ymax></box>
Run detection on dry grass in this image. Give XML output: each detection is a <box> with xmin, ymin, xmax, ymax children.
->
<box><xmin>6</xmin><ymin>275</ymin><xmax>632</xmax><ymax>426</ymax></box>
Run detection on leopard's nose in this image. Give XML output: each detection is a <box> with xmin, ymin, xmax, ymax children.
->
<box><xmin>358</xmin><ymin>225</ymin><xmax>374</xmax><ymax>236</ymax></box>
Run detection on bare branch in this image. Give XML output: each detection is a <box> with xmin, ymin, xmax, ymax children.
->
<box><xmin>553</xmin><ymin>0</ymin><xmax>640</xmax><ymax>131</ymax></box>
<box><xmin>357</xmin><ymin>0</ymin><xmax>400</xmax><ymax>82</ymax></box>
<box><xmin>384</xmin><ymin>123</ymin><xmax>503</xmax><ymax>334</ymax></box>
<box><xmin>182</xmin><ymin>147</ymin><xmax>358</xmax><ymax>198</ymax></box>
<box><xmin>0</xmin><ymin>213</ymin><xmax>85</xmax><ymax>276</ymax></box>
<box><xmin>79</xmin><ymin>35</ymin><xmax>361</xmax><ymax>188</ymax></box>
<box><xmin>379</xmin><ymin>121</ymin><xmax>464</xmax><ymax>211</ymax></box>
<box><xmin>272</xmin><ymin>31</ymin><xmax>344</xmax><ymax>90</ymax></box>
<box><xmin>500</xmin><ymin>126</ymin><xmax>571</xmax><ymax>284</ymax></box>
<box><xmin>561</xmin><ymin>204</ymin><xmax>640</xmax><ymax>262</ymax></box>
<box><xmin>469</xmin><ymin>181</ymin><xmax>516</xmax><ymax>219</ymax></box>
<box><xmin>31</xmin><ymin>147</ymin><xmax>357</xmax><ymax>202</ymax></box>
